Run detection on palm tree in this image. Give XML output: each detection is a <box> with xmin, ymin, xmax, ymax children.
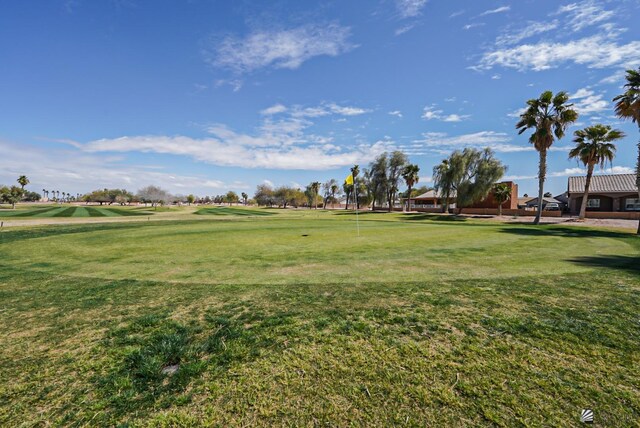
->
<box><xmin>433</xmin><ymin>159</ymin><xmax>453</xmax><ymax>213</ymax></box>
<box><xmin>569</xmin><ymin>125</ymin><xmax>623</xmax><ymax>220</ymax></box>
<box><xmin>342</xmin><ymin>182</ymin><xmax>352</xmax><ymax>210</ymax></box>
<box><xmin>330</xmin><ymin>183</ymin><xmax>339</xmax><ymax>208</ymax></box>
<box><xmin>241</xmin><ymin>192</ymin><xmax>248</xmax><ymax>205</ymax></box>
<box><xmin>350</xmin><ymin>165</ymin><xmax>360</xmax><ymax>210</ymax></box>
<box><xmin>401</xmin><ymin>164</ymin><xmax>420</xmax><ymax>211</ymax></box>
<box><xmin>492</xmin><ymin>183</ymin><xmax>512</xmax><ymax>217</ymax></box>
<box><xmin>42</xmin><ymin>189</ymin><xmax>47</xmax><ymax>201</ymax></box>
<box><xmin>613</xmin><ymin>67</ymin><xmax>640</xmax><ymax>234</ymax></box>
<box><xmin>17</xmin><ymin>175</ymin><xmax>29</xmax><ymax>190</ymax></box>
<box><xmin>310</xmin><ymin>182</ymin><xmax>321</xmax><ymax>209</ymax></box>
<box><xmin>516</xmin><ymin>91</ymin><xmax>578</xmax><ymax>225</ymax></box>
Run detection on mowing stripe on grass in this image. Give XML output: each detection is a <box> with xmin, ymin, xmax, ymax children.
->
<box><xmin>102</xmin><ymin>208</ymin><xmax>148</xmax><ymax>216</ymax></box>
<box><xmin>2</xmin><ymin>206</ymin><xmax>62</xmax><ymax>217</ymax></box>
<box><xmin>195</xmin><ymin>207</ymin><xmax>276</xmax><ymax>216</ymax></box>
<box><xmin>72</xmin><ymin>207</ymin><xmax>89</xmax><ymax>217</ymax></box>
<box><xmin>85</xmin><ymin>207</ymin><xmax>106</xmax><ymax>217</ymax></box>
<box><xmin>52</xmin><ymin>207</ymin><xmax>78</xmax><ymax>217</ymax></box>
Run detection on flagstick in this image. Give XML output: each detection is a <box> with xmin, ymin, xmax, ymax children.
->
<box><xmin>354</xmin><ymin>176</ymin><xmax>360</xmax><ymax>237</ymax></box>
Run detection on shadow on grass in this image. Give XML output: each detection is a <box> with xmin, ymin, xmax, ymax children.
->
<box><xmin>569</xmin><ymin>255</ymin><xmax>640</xmax><ymax>274</ymax></box>
<box><xmin>402</xmin><ymin>213</ymin><xmax>468</xmax><ymax>222</ymax></box>
<box><xmin>499</xmin><ymin>226</ymin><xmax>636</xmax><ymax>240</ymax></box>
<box><xmin>331</xmin><ymin>210</ymin><xmax>391</xmax><ymax>216</ymax></box>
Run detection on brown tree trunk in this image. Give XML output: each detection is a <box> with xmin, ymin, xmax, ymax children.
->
<box><xmin>578</xmin><ymin>164</ymin><xmax>595</xmax><ymax>220</ymax></box>
<box><xmin>534</xmin><ymin>148</ymin><xmax>547</xmax><ymax>225</ymax></box>
<box><xmin>498</xmin><ymin>203</ymin><xmax>502</xmax><ymax>217</ymax></box>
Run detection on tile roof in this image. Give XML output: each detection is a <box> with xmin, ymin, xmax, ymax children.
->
<box><xmin>413</xmin><ymin>189</ymin><xmax>456</xmax><ymax>199</ymax></box>
<box><xmin>568</xmin><ymin>174</ymin><xmax>638</xmax><ymax>194</ymax></box>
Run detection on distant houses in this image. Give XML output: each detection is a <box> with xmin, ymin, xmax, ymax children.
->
<box><xmin>567</xmin><ymin>173</ymin><xmax>639</xmax><ymax>214</ymax></box>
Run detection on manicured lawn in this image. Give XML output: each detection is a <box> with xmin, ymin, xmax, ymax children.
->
<box><xmin>0</xmin><ymin>212</ymin><xmax>638</xmax><ymax>426</ymax></box>
<box><xmin>0</xmin><ymin>205</ymin><xmax>152</xmax><ymax>218</ymax></box>
<box><xmin>195</xmin><ymin>206</ymin><xmax>278</xmax><ymax>216</ymax></box>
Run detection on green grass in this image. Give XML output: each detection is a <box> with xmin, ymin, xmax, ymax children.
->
<box><xmin>0</xmin><ymin>211</ymin><xmax>638</xmax><ymax>426</ymax></box>
<box><xmin>0</xmin><ymin>205</ymin><xmax>152</xmax><ymax>218</ymax></box>
<box><xmin>195</xmin><ymin>206</ymin><xmax>277</xmax><ymax>216</ymax></box>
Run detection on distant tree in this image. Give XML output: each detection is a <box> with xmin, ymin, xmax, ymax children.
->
<box><xmin>613</xmin><ymin>67</ymin><xmax>640</xmax><ymax>234</ymax></box>
<box><xmin>402</xmin><ymin>163</ymin><xmax>420</xmax><ymax>211</ymax></box>
<box><xmin>493</xmin><ymin>183</ymin><xmax>512</xmax><ymax>217</ymax></box>
<box><xmin>543</xmin><ymin>192</ymin><xmax>552</xmax><ymax>198</ymax></box>
<box><xmin>342</xmin><ymin>181</ymin><xmax>353</xmax><ymax>210</ymax></box>
<box><xmin>274</xmin><ymin>186</ymin><xmax>296</xmax><ymax>208</ymax></box>
<box><xmin>1</xmin><ymin>186</ymin><xmax>24</xmax><ymax>209</ymax></box>
<box><xmin>386</xmin><ymin>151</ymin><xmax>408</xmax><ymax>212</ymax></box>
<box><xmin>310</xmin><ymin>182</ymin><xmax>321</xmax><ymax>209</ymax></box>
<box><xmin>523</xmin><ymin>193</ymin><xmax>529</xmax><ymax>197</ymax></box>
<box><xmin>434</xmin><ymin>148</ymin><xmax>506</xmax><ymax>213</ymax></box>
<box><xmin>321</xmin><ymin>179</ymin><xmax>338</xmax><ymax>209</ymax></box>
<box><xmin>516</xmin><ymin>90</ymin><xmax>578</xmax><ymax>224</ymax></box>
<box><xmin>23</xmin><ymin>191</ymin><xmax>41</xmax><ymax>202</ymax></box>
<box><xmin>17</xmin><ymin>175</ymin><xmax>29</xmax><ymax>191</ymax></box>
<box><xmin>225</xmin><ymin>191</ymin><xmax>239</xmax><ymax>206</ymax></box>
<box><xmin>254</xmin><ymin>184</ymin><xmax>275</xmax><ymax>206</ymax></box>
<box><xmin>350</xmin><ymin>165</ymin><xmax>360</xmax><ymax>210</ymax></box>
<box><xmin>137</xmin><ymin>185</ymin><xmax>171</xmax><ymax>209</ymax></box>
<box><xmin>186</xmin><ymin>194</ymin><xmax>195</xmax><ymax>205</ymax></box>
<box><xmin>241</xmin><ymin>192</ymin><xmax>248</xmax><ymax>205</ymax></box>
<box><xmin>569</xmin><ymin>124</ymin><xmax>623</xmax><ymax>220</ymax></box>
<box><xmin>367</xmin><ymin>154</ymin><xmax>388</xmax><ymax>210</ymax></box>
<box><xmin>433</xmin><ymin>159</ymin><xmax>454</xmax><ymax>213</ymax></box>
<box><xmin>330</xmin><ymin>182</ymin><xmax>340</xmax><ymax>208</ymax></box>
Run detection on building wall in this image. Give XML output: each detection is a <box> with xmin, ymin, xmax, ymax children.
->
<box><xmin>467</xmin><ymin>182</ymin><xmax>518</xmax><ymax>210</ymax></box>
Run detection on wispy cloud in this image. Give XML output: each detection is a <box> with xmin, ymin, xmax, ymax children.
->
<box><xmin>396</xmin><ymin>0</ymin><xmax>428</xmax><ymax>18</ymax></box>
<box><xmin>260</xmin><ymin>104</ymin><xmax>287</xmax><ymax>115</ymax></box>
<box><xmin>411</xmin><ymin>131</ymin><xmax>527</xmax><ymax>153</ymax></box>
<box><xmin>206</xmin><ymin>24</ymin><xmax>356</xmax><ymax>73</ymax></box>
<box><xmin>570</xmin><ymin>88</ymin><xmax>610</xmax><ymax>115</ymax></box>
<box><xmin>474</xmin><ymin>1</ymin><xmax>637</xmax><ymax>72</ymax></box>
<box><xmin>476</xmin><ymin>33</ymin><xmax>640</xmax><ymax>71</ymax></box>
<box><xmin>388</xmin><ymin>110</ymin><xmax>403</xmax><ymax>118</ymax></box>
<box><xmin>479</xmin><ymin>6</ymin><xmax>510</xmax><ymax>17</ymax></box>
<box><xmin>556</xmin><ymin>0</ymin><xmax>615</xmax><ymax>32</ymax></box>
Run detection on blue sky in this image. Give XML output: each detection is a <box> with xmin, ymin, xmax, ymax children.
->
<box><xmin>1</xmin><ymin>0</ymin><xmax>639</xmax><ymax>197</ymax></box>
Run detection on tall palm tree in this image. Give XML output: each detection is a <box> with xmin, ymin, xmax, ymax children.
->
<box><xmin>613</xmin><ymin>67</ymin><xmax>640</xmax><ymax>234</ymax></box>
<box><xmin>492</xmin><ymin>183</ymin><xmax>511</xmax><ymax>217</ymax></box>
<box><xmin>569</xmin><ymin>125</ymin><xmax>623</xmax><ymax>220</ymax></box>
<box><xmin>516</xmin><ymin>90</ymin><xmax>578</xmax><ymax>225</ymax></box>
<box><xmin>350</xmin><ymin>165</ymin><xmax>360</xmax><ymax>210</ymax></box>
<box><xmin>433</xmin><ymin>159</ymin><xmax>453</xmax><ymax>213</ymax></box>
<box><xmin>241</xmin><ymin>192</ymin><xmax>248</xmax><ymax>205</ymax></box>
<box><xmin>401</xmin><ymin>164</ymin><xmax>420</xmax><ymax>211</ymax></box>
<box><xmin>17</xmin><ymin>175</ymin><xmax>29</xmax><ymax>190</ymax></box>
<box><xmin>42</xmin><ymin>189</ymin><xmax>47</xmax><ymax>201</ymax></box>
<box><xmin>330</xmin><ymin>183</ymin><xmax>339</xmax><ymax>208</ymax></box>
<box><xmin>310</xmin><ymin>182</ymin><xmax>321</xmax><ymax>209</ymax></box>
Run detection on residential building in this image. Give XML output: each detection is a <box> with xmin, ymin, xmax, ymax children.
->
<box><xmin>567</xmin><ymin>174</ymin><xmax>639</xmax><ymax>214</ymax></box>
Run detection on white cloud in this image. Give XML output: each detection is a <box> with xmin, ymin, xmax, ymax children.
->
<box><xmin>260</xmin><ymin>104</ymin><xmax>287</xmax><ymax>115</ymax></box>
<box><xmin>0</xmin><ymin>141</ymin><xmax>241</xmax><ymax>195</ymax></box>
<box><xmin>412</xmin><ymin>131</ymin><xmax>528</xmax><ymax>153</ymax></box>
<box><xmin>395</xmin><ymin>23</ymin><xmax>416</xmax><ymax>36</ymax></box>
<box><xmin>388</xmin><ymin>110</ymin><xmax>403</xmax><ymax>118</ymax></box>
<box><xmin>422</xmin><ymin>105</ymin><xmax>470</xmax><ymax>122</ymax></box>
<box><xmin>396</xmin><ymin>0</ymin><xmax>428</xmax><ymax>18</ymax></box>
<box><xmin>464</xmin><ymin>23</ymin><xmax>485</xmax><ymax>30</ymax></box>
<box><xmin>479</xmin><ymin>6</ymin><xmax>510</xmax><ymax>17</ymax></box>
<box><xmin>570</xmin><ymin>88</ymin><xmax>610</xmax><ymax>115</ymax></box>
<box><xmin>476</xmin><ymin>34</ymin><xmax>640</xmax><ymax>71</ymax></box>
<box><xmin>556</xmin><ymin>0</ymin><xmax>615</xmax><ymax>32</ymax></box>
<box><xmin>207</xmin><ymin>24</ymin><xmax>355</xmax><ymax>73</ymax></box>
<box><xmin>496</xmin><ymin>21</ymin><xmax>559</xmax><ymax>46</ymax></box>
<box><xmin>505</xmin><ymin>165</ymin><xmax>635</xmax><ymax>181</ymax></box>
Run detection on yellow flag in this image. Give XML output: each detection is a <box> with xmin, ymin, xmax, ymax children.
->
<box><xmin>345</xmin><ymin>174</ymin><xmax>354</xmax><ymax>185</ymax></box>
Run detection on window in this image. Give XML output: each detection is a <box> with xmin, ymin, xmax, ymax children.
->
<box><xmin>625</xmin><ymin>198</ymin><xmax>640</xmax><ymax>211</ymax></box>
<box><xmin>586</xmin><ymin>198</ymin><xmax>600</xmax><ymax>208</ymax></box>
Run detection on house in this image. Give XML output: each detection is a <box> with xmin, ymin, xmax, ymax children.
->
<box><xmin>522</xmin><ymin>196</ymin><xmax>562</xmax><ymax>210</ymax></box>
<box><xmin>567</xmin><ymin>174</ymin><xmax>639</xmax><ymax>214</ymax></box>
<box><xmin>466</xmin><ymin>181</ymin><xmax>518</xmax><ymax>210</ymax></box>
<box><xmin>409</xmin><ymin>189</ymin><xmax>456</xmax><ymax>210</ymax></box>
<box><xmin>408</xmin><ymin>181</ymin><xmax>518</xmax><ymax>211</ymax></box>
